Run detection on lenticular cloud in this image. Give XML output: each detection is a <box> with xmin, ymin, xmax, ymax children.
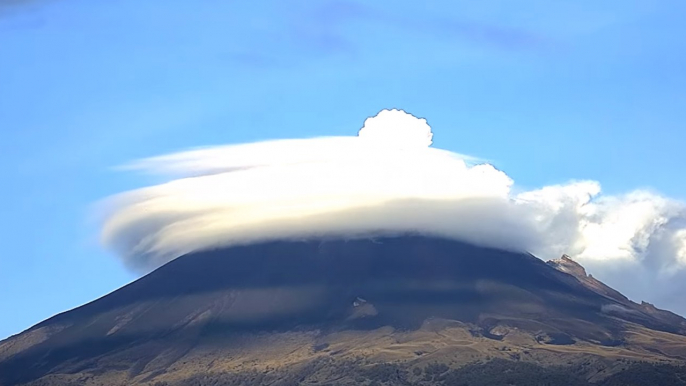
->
<box><xmin>100</xmin><ymin>109</ymin><xmax>686</xmax><ymax>293</ymax></box>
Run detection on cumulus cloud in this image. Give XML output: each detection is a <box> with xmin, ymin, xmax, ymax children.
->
<box><xmin>99</xmin><ymin>108</ymin><xmax>686</xmax><ymax>311</ymax></box>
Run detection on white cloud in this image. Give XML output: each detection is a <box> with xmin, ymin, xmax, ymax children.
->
<box><xmin>358</xmin><ymin>109</ymin><xmax>433</xmax><ymax>148</ymax></box>
<box><xmin>99</xmin><ymin>109</ymin><xmax>686</xmax><ymax>311</ymax></box>
<box><xmin>516</xmin><ymin>185</ymin><xmax>686</xmax><ymax>273</ymax></box>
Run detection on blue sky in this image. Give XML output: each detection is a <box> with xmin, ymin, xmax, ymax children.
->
<box><xmin>1</xmin><ymin>0</ymin><xmax>686</xmax><ymax>339</ymax></box>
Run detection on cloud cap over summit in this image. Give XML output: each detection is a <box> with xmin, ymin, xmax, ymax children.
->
<box><xmin>99</xmin><ymin>109</ymin><xmax>686</xmax><ymax>313</ymax></box>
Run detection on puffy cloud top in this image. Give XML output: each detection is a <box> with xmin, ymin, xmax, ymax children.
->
<box><xmin>358</xmin><ymin>109</ymin><xmax>433</xmax><ymax>148</ymax></box>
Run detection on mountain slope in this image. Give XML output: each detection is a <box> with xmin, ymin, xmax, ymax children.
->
<box><xmin>547</xmin><ymin>255</ymin><xmax>686</xmax><ymax>332</ymax></box>
<box><xmin>2</xmin><ymin>236</ymin><xmax>686</xmax><ymax>385</ymax></box>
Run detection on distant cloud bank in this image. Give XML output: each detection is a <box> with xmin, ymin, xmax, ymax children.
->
<box><xmin>99</xmin><ymin>109</ymin><xmax>686</xmax><ymax>309</ymax></box>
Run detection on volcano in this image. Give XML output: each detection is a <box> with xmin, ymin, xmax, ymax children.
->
<box><xmin>2</xmin><ymin>236</ymin><xmax>686</xmax><ymax>385</ymax></box>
